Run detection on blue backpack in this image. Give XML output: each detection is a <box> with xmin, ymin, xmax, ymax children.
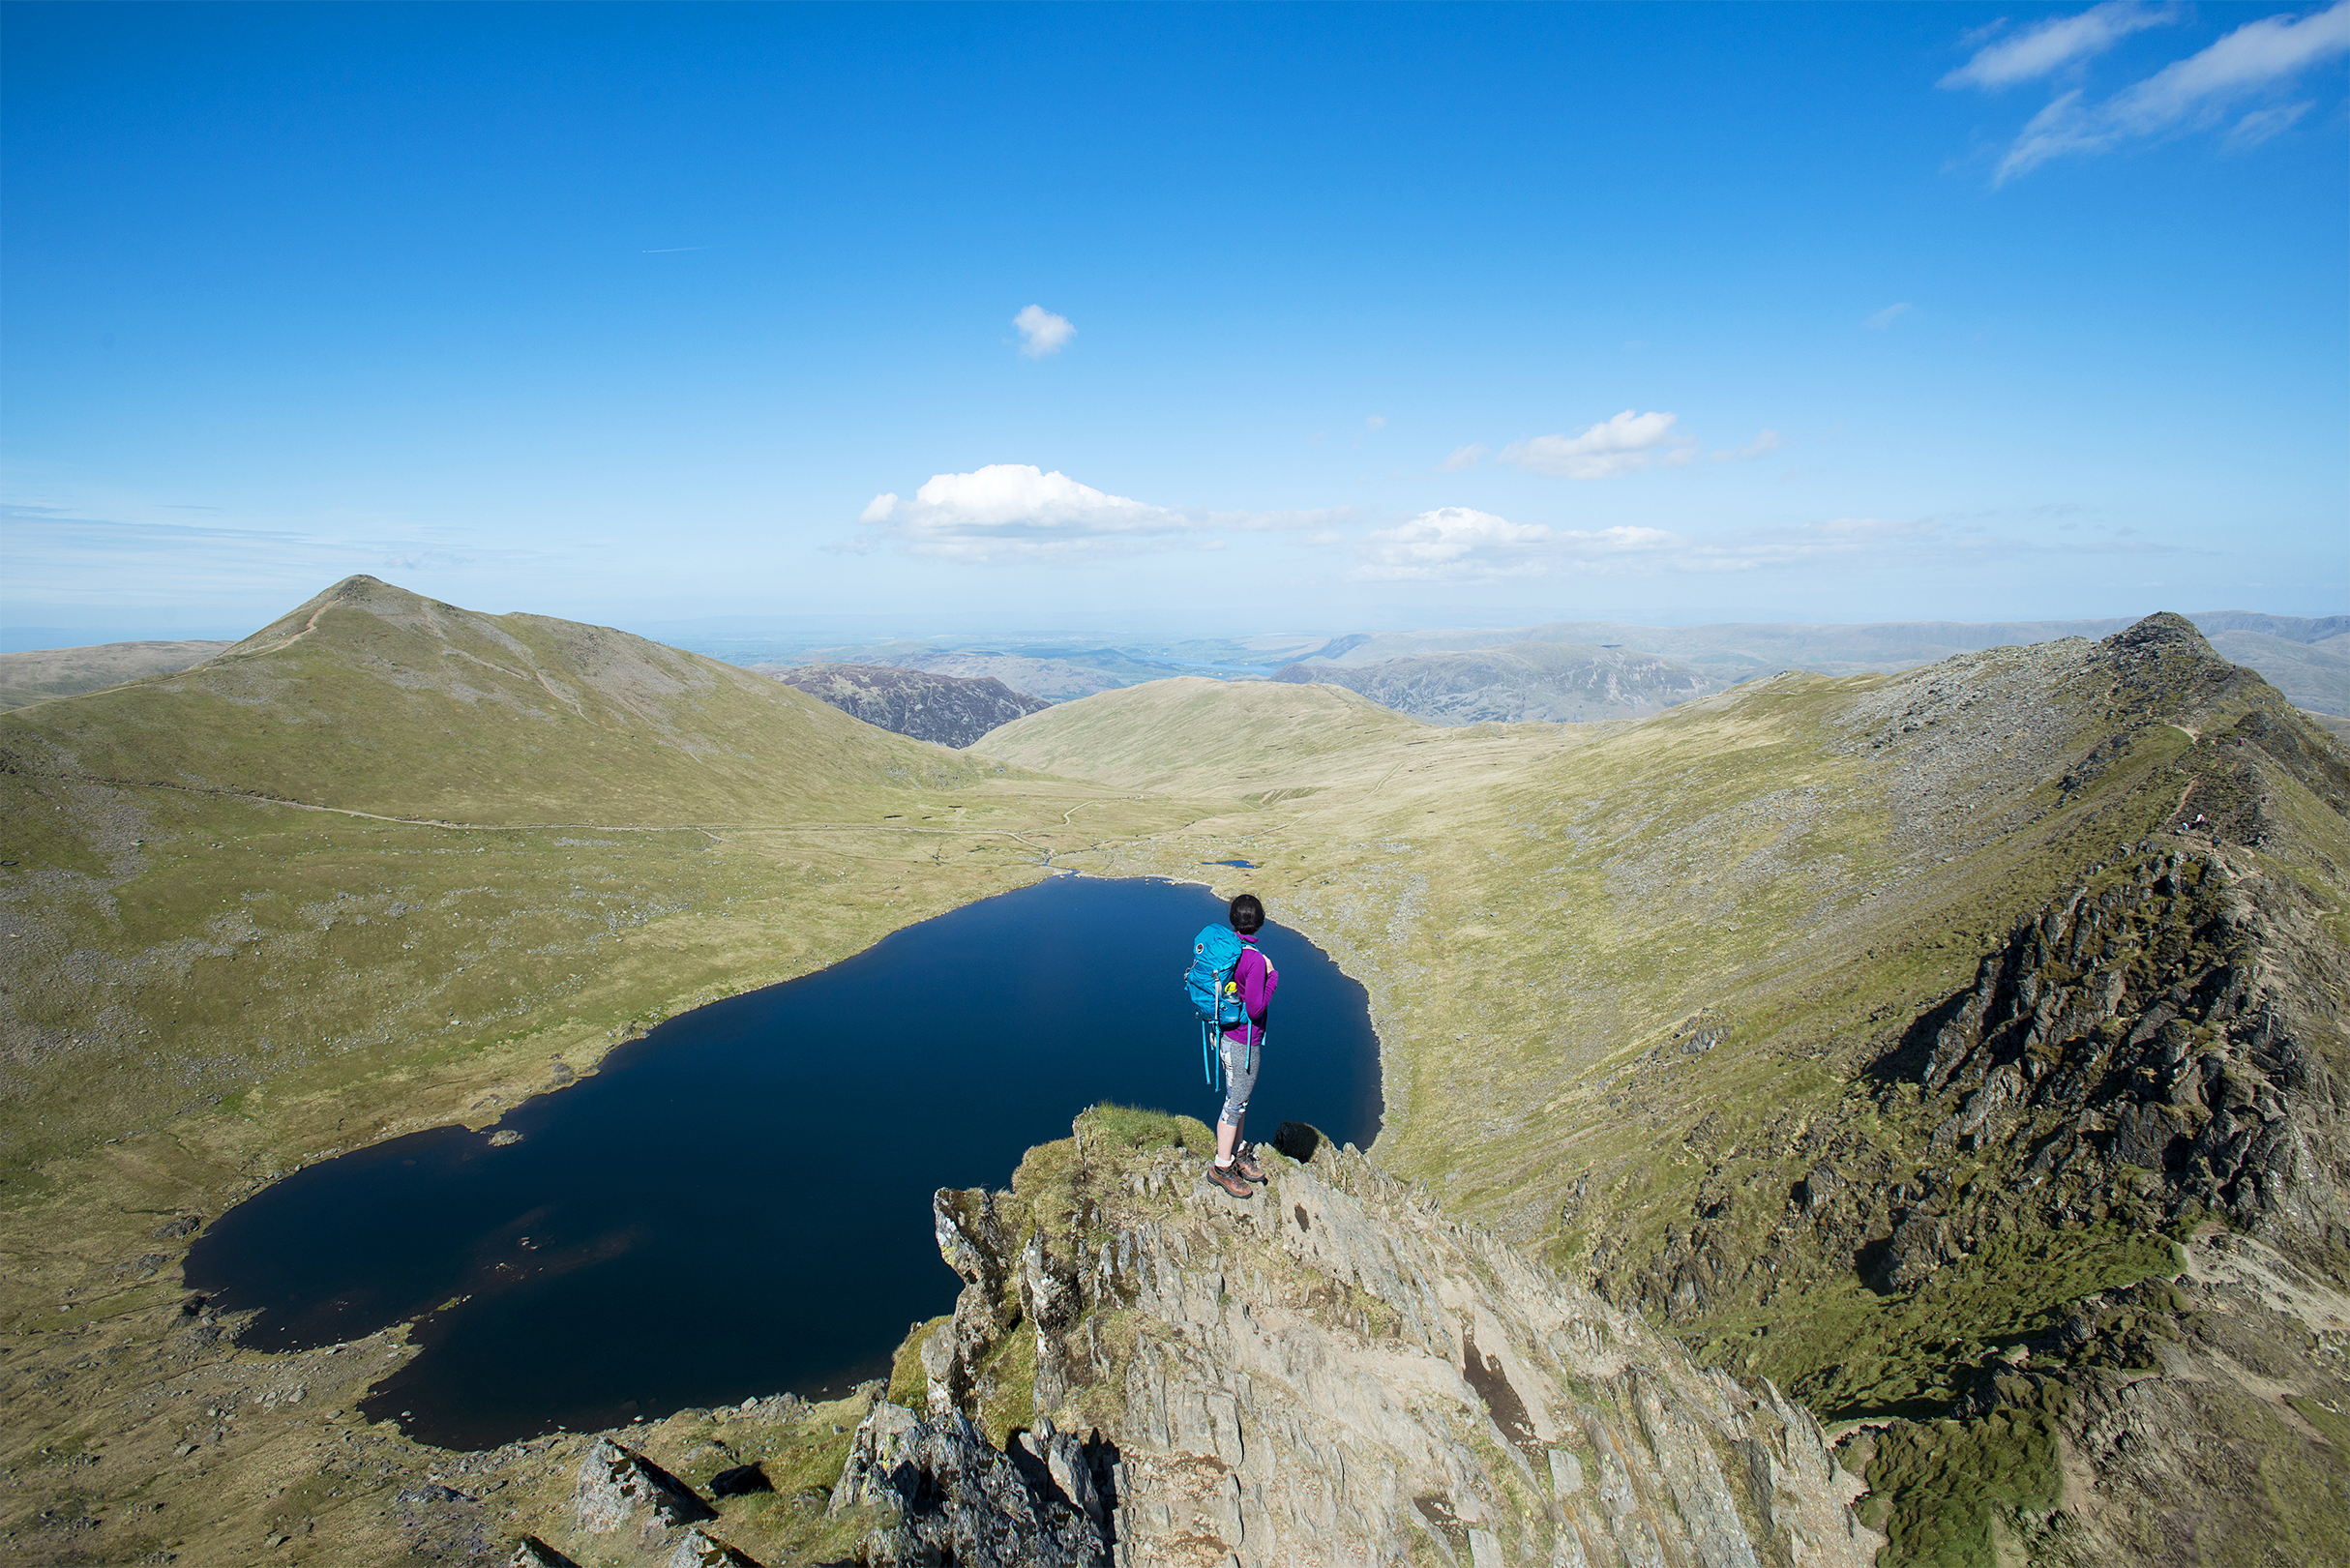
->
<box><xmin>1184</xmin><ymin>924</ymin><xmax>1256</xmax><ymax>1089</ymax></box>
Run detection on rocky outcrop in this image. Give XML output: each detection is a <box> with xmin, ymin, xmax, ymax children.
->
<box><xmin>913</xmin><ymin>1109</ymin><xmax>1880</xmax><ymax>1568</ymax></box>
<box><xmin>1275</xmin><ymin>640</ymin><xmax>1720</xmax><ymax>725</ymax></box>
<box><xmin>575</xmin><ymin>1437</ymin><xmax>718</xmax><ymax>1548</ymax></box>
<box><xmin>829</xmin><ymin>1402</ymin><xmax>1113</xmax><ymax>1567</ymax></box>
<box><xmin>770</xmin><ymin>662</ymin><xmax>1050</xmax><ymax>747</ymax></box>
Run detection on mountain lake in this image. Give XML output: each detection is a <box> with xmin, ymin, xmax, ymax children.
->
<box><xmin>184</xmin><ymin>874</ymin><xmax>1382</xmax><ymax>1450</ymax></box>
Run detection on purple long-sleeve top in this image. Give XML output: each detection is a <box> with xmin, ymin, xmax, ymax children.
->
<box><xmin>1221</xmin><ymin>935</ymin><xmax>1278</xmax><ymax>1047</ymax></box>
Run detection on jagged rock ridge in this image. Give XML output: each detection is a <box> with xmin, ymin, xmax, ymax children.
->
<box><xmin>892</xmin><ymin>1109</ymin><xmax>1880</xmax><ymax>1568</ymax></box>
<box><xmin>770</xmin><ymin>662</ymin><xmax>1050</xmax><ymax>748</ymax></box>
<box><xmin>1581</xmin><ymin>615</ymin><xmax>2350</xmax><ymax>1563</ymax></box>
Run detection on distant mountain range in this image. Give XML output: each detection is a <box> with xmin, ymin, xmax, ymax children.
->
<box><xmin>7</xmin><ymin>610</ymin><xmax>2341</xmax><ymax>727</ymax></box>
<box><xmin>1275</xmin><ymin>639</ymin><xmax>1718</xmax><ymax>724</ymax></box>
<box><xmin>0</xmin><ymin>638</ymin><xmax>234</xmax><ymax>710</ymax></box>
<box><xmin>1281</xmin><ymin>611</ymin><xmax>2349</xmax><ymax>720</ymax></box>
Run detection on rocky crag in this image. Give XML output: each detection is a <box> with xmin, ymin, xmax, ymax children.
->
<box><xmin>769</xmin><ymin>662</ymin><xmax>1051</xmax><ymax>748</ymax></box>
<box><xmin>881</xmin><ymin>1106</ymin><xmax>1881</xmax><ymax>1568</ymax></box>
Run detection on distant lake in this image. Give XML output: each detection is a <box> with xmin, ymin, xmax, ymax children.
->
<box><xmin>185</xmin><ymin>875</ymin><xmax>1381</xmax><ymax>1450</ymax></box>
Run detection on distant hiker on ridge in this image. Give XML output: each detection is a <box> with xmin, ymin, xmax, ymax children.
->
<box><xmin>1184</xmin><ymin>893</ymin><xmax>1280</xmax><ymax>1198</ymax></box>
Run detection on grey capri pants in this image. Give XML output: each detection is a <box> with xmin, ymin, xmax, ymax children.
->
<box><xmin>1219</xmin><ymin>1032</ymin><xmax>1263</xmax><ymax>1128</ymax></box>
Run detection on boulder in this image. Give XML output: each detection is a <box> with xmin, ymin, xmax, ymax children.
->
<box><xmin>664</xmin><ymin>1527</ymin><xmax>762</xmax><ymax>1567</ymax></box>
<box><xmin>573</xmin><ymin>1436</ymin><xmax>715</xmax><ymax>1545</ymax></box>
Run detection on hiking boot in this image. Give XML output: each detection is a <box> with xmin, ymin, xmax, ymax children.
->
<box><xmin>1206</xmin><ymin>1161</ymin><xmax>1254</xmax><ymax>1198</ymax></box>
<box><xmin>1230</xmin><ymin>1148</ymin><xmax>1267</xmax><ymax>1182</ymax></box>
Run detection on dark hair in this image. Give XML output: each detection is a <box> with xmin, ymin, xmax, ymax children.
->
<box><xmin>1229</xmin><ymin>893</ymin><xmax>1264</xmax><ymax>934</ymax></box>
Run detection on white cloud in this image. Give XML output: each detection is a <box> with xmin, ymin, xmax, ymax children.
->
<box><xmin>1438</xmin><ymin>443</ymin><xmax>1488</xmax><ymax>472</ymax></box>
<box><xmin>1942</xmin><ymin>2</ymin><xmax>2181</xmax><ymax>89</ymax></box>
<box><xmin>851</xmin><ymin>463</ymin><xmax>1346</xmax><ymax>564</ymax></box>
<box><xmin>1012</xmin><ymin>305</ymin><xmax>1076</xmax><ymax>357</ymax></box>
<box><xmin>1994</xmin><ymin>1</ymin><xmax>2350</xmax><ymax>180</ymax></box>
<box><xmin>1365</xmin><ymin>415</ymin><xmax>1387</xmax><ymax>429</ymax></box>
<box><xmin>1498</xmin><ymin>410</ymin><xmax>1694</xmax><ymax>480</ymax></box>
<box><xmin>1710</xmin><ymin>430</ymin><xmax>1784</xmax><ymax>462</ymax></box>
<box><xmin>1352</xmin><ymin>508</ymin><xmax>1552</xmax><ymax>580</ymax></box>
<box><xmin>1864</xmin><ymin>302</ymin><xmax>1914</xmax><ymax>330</ymax></box>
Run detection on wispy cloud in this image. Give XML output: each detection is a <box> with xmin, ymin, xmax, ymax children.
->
<box><xmin>1499</xmin><ymin>410</ymin><xmax>1694</xmax><ymax>480</ymax></box>
<box><xmin>849</xmin><ymin>464</ymin><xmax>1345</xmax><ymax>564</ymax></box>
<box><xmin>1978</xmin><ymin>2</ymin><xmax>2350</xmax><ymax>182</ymax></box>
<box><xmin>1012</xmin><ymin>305</ymin><xmax>1076</xmax><ymax>357</ymax></box>
<box><xmin>1942</xmin><ymin>1</ymin><xmax>2181</xmax><ymax>89</ymax></box>
<box><xmin>1710</xmin><ymin>430</ymin><xmax>1783</xmax><ymax>462</ymax></box>
<box><xmin>1365</xmin><ymin>415</ymin><xmax>1388</xmax><ymax>430</ymax></box>
<box><xmin>1438</xmin><ymin>443</ymin><xmax>1488</xmax><ymax>473</ymax></box>
<box><xmin>0</xmin><ymin>503</ymin><xmax>546</xmax><ymax>609</ymax></box>
<box><xmin>1353</xmin><ymin>512</ymin><xmax>1974</xmax><ymax>585</ymax></box>
<box><xmin>2223</xmin><ymin>98</ymin><xmax>2316</xmax><ymax>146</ymax></box>
<box><xmin>640</xmin><ymin>246</ymin><xmax>713</xmax><ymax>253</ymax></box>
<box><xmin>1864</xmin><ymin>303</ymin><xmax>1914</xmax><ymax>330</ymax></box>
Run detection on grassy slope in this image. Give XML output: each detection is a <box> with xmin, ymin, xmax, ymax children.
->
<box><xmin>0</xmin><ymin>575</ymin><xmax>976</xmax><ymax>823</ymax></box>
<box><xmin>974</xmin><ymin>672</ymin><xmax>1501</xmax><ymax>797</ymax></box>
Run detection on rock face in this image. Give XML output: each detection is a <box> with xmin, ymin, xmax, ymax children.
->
<box><xmin>1275</xmin><ymin>640</ymin><xmax>1720</xmax><ymax>725</ymax></box>
<box><xmin>918</xmin><ymin>1110</ymin><xmax>1881</xmax><ymax>1568</ymax></box>
<box><xmin>770</xmin><ymin>662</ymin><xmax>1050</xmax><ymax>748</ymax></box>
<box><xmin>830</xmin><ymin>1402</ymin><xmax>1113</xmax><ymax>1567</ymax></box>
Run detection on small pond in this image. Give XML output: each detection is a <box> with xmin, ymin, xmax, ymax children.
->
<box><xmin>185</xmin><ymin>875</ymin><xmax>1381</xmax><ymax>1450</ymax></box>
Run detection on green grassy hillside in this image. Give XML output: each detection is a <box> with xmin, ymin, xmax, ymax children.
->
<box><xmin>974</xmin><ymin>671</ymin><xmax>1583</xmax><ymax>797</ymax></box>
<box><xmin>1</xmin><ymin>575</ymin><xmax>981</xmax><ymax>823</ymax></box>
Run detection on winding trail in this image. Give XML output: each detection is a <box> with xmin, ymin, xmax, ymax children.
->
<box><xmin>15</xmin><ymin>768</ymin><xmax>1120</xmax><ymax>863</ymax></box>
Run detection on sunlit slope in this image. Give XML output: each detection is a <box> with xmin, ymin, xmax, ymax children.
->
<box><xmin>0</xmin><ymin>575</ymin><xmax>980</xmax><ymax>823</ymax></box>
<box><xmin>973</xmin><ymin>673</ymin><xmax>1573</xmax><ymax>797</ymax></box>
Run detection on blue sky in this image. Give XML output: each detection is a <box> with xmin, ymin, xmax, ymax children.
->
<box><xmin>5</xmin><ymin>1</ymin><xmax>2345</xmax><ymax>645</ymax></box>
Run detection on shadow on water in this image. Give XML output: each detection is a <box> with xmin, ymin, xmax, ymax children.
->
<box><xmin>186</xmin><ymin>875</ymin><xmax>1381</xmax><ymax>1450</ymax></box>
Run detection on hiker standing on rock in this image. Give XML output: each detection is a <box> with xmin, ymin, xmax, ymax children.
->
<box><xmin>1186</xmin><ymin>893</ymin><xmax>1279</xmax><ymax>1198</ymax></box>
